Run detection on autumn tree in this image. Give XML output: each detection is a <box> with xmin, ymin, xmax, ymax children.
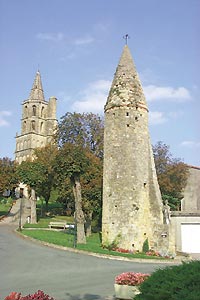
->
<box><xmin>0</xmin><ymin>157</ymin><xmax>18</xmax><ymax>196</ymax></box>
<box><xmin>153</xmin><ymin>141</ymin><xmax>189</xmax><ymax>210</ymax></box>
<box><xmin>56</xmin><ymin>112</ymin><xmax>104</xmax><ymax>158</ymax></box>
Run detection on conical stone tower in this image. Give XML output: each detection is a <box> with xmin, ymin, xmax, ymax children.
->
<box><xmin>15</xmin><ymin>71</ymin><xmax>57</xmax><ymax>164</ymax></box>
<box><xmin>102</xmin><ymin>45</ymin><xmax>174</xmax><ymax>253</ymax></box>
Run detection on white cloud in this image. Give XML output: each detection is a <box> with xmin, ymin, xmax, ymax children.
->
<box><xmin>36</xmin><ymin>32</ymin><xmax>95</xmax><ymax>50</ymax></box>
<box><xmin>36</xmin><ymin>32</ymin><xmax>65</xmax><ymax>42</ymax></box>
<box><xmin>149</xmin><ymin>111</ymin><xmax>167</xmax><ymax>125</ymax></box>
<box><xmin>181</xmin><ymin>141</ymin><xmax>200</xmax><ymax>149</ymax></box>
<box><xmin>140</xmin><ymin>69</ymin><xmax>158</xmax><ymax>85</ymax></box>
<box><xmin>73</xmin><ymin>35</ymin><xmax>95</xmax><ymax>46</ymax></box>
<box><xmin>0</xmin><ymin>111</ymin><xmax>12</xmax><ymax>127</ymax></box>
<box><xmin>69</xmin><ymin>81</ymin><xmax>191</xmax><ymax>120</ymax></box>
<box><xmin>71</xmin><ymin>79</ymin><xmax>111</xmax><ymax>113</ymax></box>
<box><xmin>144</xmin><ymin>85</ymin><xmax>191</xmax><ymax>102</ymax></box>
<box><xmin>168</xmin><ymin>110</ymin><xmax>184</xmax><ymax>119</ymax></box>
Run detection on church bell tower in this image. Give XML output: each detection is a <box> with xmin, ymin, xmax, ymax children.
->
<box><xmin>15</xmin><ymin>71</ymin><xmax>57</xmax><ymax>163</ymax></box>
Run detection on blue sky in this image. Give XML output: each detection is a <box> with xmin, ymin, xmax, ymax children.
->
<box><xmin>0</xmin><ymin>0</ymin><xmax>199</xmax><ymax>166</ymax></box>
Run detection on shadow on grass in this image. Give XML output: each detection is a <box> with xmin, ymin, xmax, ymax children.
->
<box><xmin>0</xmin><ymin>211</ymin><xmax>8</xmax><ymax>217</ymax></box>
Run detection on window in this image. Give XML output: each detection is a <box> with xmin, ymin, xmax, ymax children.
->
<box><xmin>31</xmin><ymin>120</ymin><xmax>36</xmax><ymax>131</ymax></box>
<box><xmin>24</xmin><ymin>106</ymin><xmax>28</xmax><ymax>117</ymax></box>
<box><xmin>41</xmin><ymin>106</ymin><xmax>45</xmax><ymax>117</ymax></box>
<box><xmin>23</xmin><ymin>121</ymin><xmax>26</xmax><ymax>132</ymax></box>
<box><xmin>32</xmin><ymin>105</ymin><xmax>36</xmax><ymax>116</ymax></box>
<box><xmin>40</xmin><ymin>122</ymin><xmax>43</xmax><ymax>133</ymax></box>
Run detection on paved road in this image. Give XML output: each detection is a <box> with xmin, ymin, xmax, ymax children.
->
<box><xmin>0</xmin><ymin>224</ymin><xmax>171</xmax><ymax>300</ymax></box>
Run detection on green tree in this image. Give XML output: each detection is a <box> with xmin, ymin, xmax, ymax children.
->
<box><xmin>16</xmin><ymin>145</ymin><xmax>58</xmax><ymax>219</ymax></box>
<box><xmin>153</xmin><ymin>141</ymin><xmax>188</xmax><ymax>210</ymax></box>
<box><xmin>56</xmin><ymin>112</ymin><xmax>104</xmax><ymax>158</ymax></box>
<box><xmin>81</xmin><ymin>151</ymin><xmax>103</xmax><ymax>236</ymax></box>
<box><xmin>0</xmin><ymin>157</ymin><xmax>18</xmax><ymax>196</ymax></box>
<box><xmin>34</xmin><ymin>144</ymin><xmax>58</xmax><ymax>209</ymax></box>
<box><xmin>55</xmin><ymin>112</ymin><xmax>104</xmax><ymax>239</ymax></box>
<box><xmin>55</xmin><ymin>150</ymin><xmax>103</xmax><ymax>236</ymax></box>
<box><xmin>16</xmin><ymin>160</ymin><xmax>43</xmax><ymax>223</ymax></box>
<box><xmin>53</xmin><ymin>143</ymin><xmax>90</xmax><ymax>244</ymax></box>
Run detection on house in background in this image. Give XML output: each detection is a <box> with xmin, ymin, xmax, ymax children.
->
<box><xmin>171</xmin><ymin>166</ymin><xmax>200</xmax><ymax>253</ymax></box>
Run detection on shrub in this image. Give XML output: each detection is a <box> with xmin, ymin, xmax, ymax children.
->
<box><xmin>4</xmin><ymin>290</ymin><xmax>55</xmax><ymax>300</ymax></box>
<box><xmin>102</xmin><ymin>233</ymin><xmax>121</xmax><ymax>251</ymax></box>
<box><xmin>115</xmin><ymin>272</ymin><xmax>150</xmax><ymax>286</ymax></box>
<box><xmin>135</xmin><ymin>260</ymin><xmax>200</xmax><ymax>300</ymax></box>
<box><xmin>142</xmin><ymin>238</ymin><xmax>149</xmax><ymax>253</ymax></box>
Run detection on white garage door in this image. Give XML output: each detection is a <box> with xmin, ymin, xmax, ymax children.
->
<box><xmin>181</xmin><ymin>224</ymin><xmax>200</xmax><ymax>253</ymax></box>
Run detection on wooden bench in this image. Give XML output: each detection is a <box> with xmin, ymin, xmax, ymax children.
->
<box><xmin>48</xmin><ymin>222</ymin><xmax>67</xmax><ymax>229</ymax></box>
<box><xmin>48</xmin><ymin>222</ymin><xmax>75</xmax><ymax>230</ymax></box>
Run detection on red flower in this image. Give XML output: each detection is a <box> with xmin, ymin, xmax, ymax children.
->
<box><xmin>115</xmin><ymin>272</ymin><xmax>150</xmax><ymax>286</ymax></box>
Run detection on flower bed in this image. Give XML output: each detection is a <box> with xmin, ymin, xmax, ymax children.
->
<box><xmin>115</xmin><ymin>272</ymin><xmax>150</xmax><ymax>286</ymax></box>
<box><xmin>114</xmin><ymin>272</ymin><xmax>150</xmax><ymax>299</ymax></box>
<box><xmin>4</xmin><ymin>290</ymin><xmax>55</xmax><ymax>300</ymax></box>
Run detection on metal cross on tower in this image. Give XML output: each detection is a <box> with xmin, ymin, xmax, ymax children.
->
<box><xmin>123</xmin><ymin>34</ymin><xmax>130</xmax><ymax>45</ymax></box>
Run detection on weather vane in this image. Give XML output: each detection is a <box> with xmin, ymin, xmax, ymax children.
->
<box><xmin>123</xmin><ymin>34</ymin><xmax>130</xmax><ymax>45</ymax></box>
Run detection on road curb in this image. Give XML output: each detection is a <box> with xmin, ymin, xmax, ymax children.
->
<box><xmin>14</xmin><ymin>228</ymin><xmax>190</xmax><ymax>264</ymax></box>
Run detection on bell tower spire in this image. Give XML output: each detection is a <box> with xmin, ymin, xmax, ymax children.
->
<box><xmin>29</xmin><ymin>70</ymin><xmax>45</xmax><ymax>101</ymax></box>
<box><xmin>15</xmin><ymin>71</ymin><xmax>57</xmax><ymax>164</ymax></box>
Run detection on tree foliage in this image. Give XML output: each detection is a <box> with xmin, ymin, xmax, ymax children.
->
<box><xmin>56</xmin><ymin>112</ymin><xmax>104</xmax><ymax>158</ymax></box>
<box><xmin>16</xmin><ymin>160</ymin><xmax>45</xmax><ymax>190</ymax></box>
<box><xmin>0</xmin><ymin>157</ymin><xmax>18</xmax><ymax>196</ymax></box>
<box><xmin>81</xmin><ymin>151</ymin><xmax>103</xmax><ymax>235</ymax></box>
<box><xmin>153</xmin><ymin>141</ymin><xmax>189</xmax><ymax>210</ymax></box>
<box><xmin>55</xmin><ymin>112</ymin><xmax>104</xmax><ymax>236</ymax></box>
<box><xmin>53</xmin><ymin>143</ymin><xmax>90</xmax><ymax>243</ymax></box>
<box><xmin>16</xmin><ymin>144</ymin><xmax>58</xmax><ymax>206</ymax></box>
<box><xmin>34</xmin><ymin>144</ymin><xmax>58</xmax><ymax>206</ymax></box>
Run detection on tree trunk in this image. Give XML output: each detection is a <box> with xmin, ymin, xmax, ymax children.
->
<box><xmin>30</xmin><ymin>188</ymin><xmax>37</xmax><ymax>224</ymax></box>
<box><xmin>85</xmin><ymin>211</ymin><xmax>92</xmax><ymax>237</ymax></box>
<box><xmin>71</xmin><ymin>175</ymin><xmax>86</xmax><ymax>244</ymax></box>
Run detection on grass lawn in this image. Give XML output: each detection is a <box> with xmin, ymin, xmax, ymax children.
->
<box><xmin>21</xmin><ymin>229</ymin><xmax>167</xmax><ymax>260</ymax></box>
<box><xmin>23</xmin><ymin>215</ymin><xmax>74</xmax><ymax>228</ymax></box>
<box><xmin>0</xmin><ymin>198</ymin><xmax>13</xmax><ymax>217</ymax></box>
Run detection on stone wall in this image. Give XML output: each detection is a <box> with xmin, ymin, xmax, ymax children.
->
<box><xmin>181</xmin><ymin>166</ymin><xmax>200</xmax><ymax>211</ymax></box>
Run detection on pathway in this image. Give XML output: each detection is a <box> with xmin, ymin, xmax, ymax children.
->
<box><xmin>0</xmin><ymin>224</ymin><xmax>169</xmax><ymax>300</ymax></box>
